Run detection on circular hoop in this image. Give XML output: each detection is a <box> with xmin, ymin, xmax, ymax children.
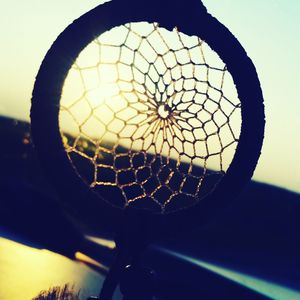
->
<box><xmin>31</xmin><ymin>0</ymin><xmax>264</xmax><ymax>239</ymax></box>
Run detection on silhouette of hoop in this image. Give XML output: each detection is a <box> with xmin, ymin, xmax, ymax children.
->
<box><xmin>31</xmin><ymin>0</ymin><xmax>264</xmax><ymax>240</ymax></box>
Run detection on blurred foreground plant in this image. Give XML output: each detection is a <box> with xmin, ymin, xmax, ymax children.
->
<box><xmin>32</xmin><ymin>284</ymin><xmax>80</xmax><ymax>300</ymax></box>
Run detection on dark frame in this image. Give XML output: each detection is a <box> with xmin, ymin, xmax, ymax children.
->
<box><xmin>31</xmin><ymin>0</ymin><xmax>265</xmax><ymax>240</ymax></box>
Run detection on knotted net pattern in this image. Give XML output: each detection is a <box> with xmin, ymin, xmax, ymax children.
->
<box><xmin>60</xmin><ymin>22</ymin><xmax>241</xmax><ymax>213</ymax></box>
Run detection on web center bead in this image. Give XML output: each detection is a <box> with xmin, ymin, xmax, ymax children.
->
<box><xmin>158</xmin><ymin>104</ymin><xmax>171</xmax><ymax>119</ymax></box>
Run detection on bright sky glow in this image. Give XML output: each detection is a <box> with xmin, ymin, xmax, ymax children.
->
<box><xmin>0</xmin><ymin>0</ymin><xmax>299</xmax><ymax>193</ymax></box>
<box><xmin>60</xmin><ymin>21</ymin><xmax>240</xmax><ymax>178</ymax></box>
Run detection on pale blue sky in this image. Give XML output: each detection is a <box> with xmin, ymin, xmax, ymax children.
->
<box><xmin>0</xmin><ymin>0</ymin><xmax>299</xmax><ymax>193</ymax></box>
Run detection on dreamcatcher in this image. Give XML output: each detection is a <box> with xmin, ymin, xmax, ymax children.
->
<box><xmin>31</xmin><ymin>0</ymin><xmax>264</xmax><ymax>298</ymax></box>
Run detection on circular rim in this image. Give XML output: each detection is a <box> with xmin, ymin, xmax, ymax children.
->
<box><xmin>31</xmin><ymin>0</ymin><xmax>264</xmax><ymax>239</ymax></box>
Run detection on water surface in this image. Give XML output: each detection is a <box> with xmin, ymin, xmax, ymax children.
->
<box><xmin>0</xmin><ymin>237</ymin><xmax>120</xmax><ymax>299</ymax></box>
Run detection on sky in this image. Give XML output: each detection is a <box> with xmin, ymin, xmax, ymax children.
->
<box><xmin>0</xmin><ymin>0</ymin><xmax>299</xmax><ymax>193</ymax></box>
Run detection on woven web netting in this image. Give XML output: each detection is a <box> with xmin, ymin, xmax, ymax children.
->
<box><xmin>59</xmin><ymin>22</ymin><xmax>241</xmax><ymax>213</ymax></box>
